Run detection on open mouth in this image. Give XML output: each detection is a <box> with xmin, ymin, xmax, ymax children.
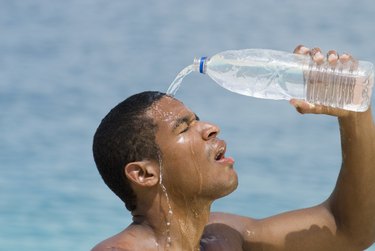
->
<box><xmin>213</xmin><ymin>140</ymin><xmax>235</xmax><ymax>165</ymax></box>
<box><xmin>215</xmin><ymin>147</ymin><xmax>225</xmax><ymax>161</ymax></box>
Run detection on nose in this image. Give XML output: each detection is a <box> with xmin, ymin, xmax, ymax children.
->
<box><xmin>201</xmin><ymin>122</ymin><xmax>220</xmax><ymax>140</ymax></box>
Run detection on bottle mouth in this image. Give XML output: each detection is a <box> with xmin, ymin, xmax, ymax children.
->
<box><xmin>193</xmin><ymin>57</ymin><xmax>208</xmax><ymax>74</ymax></box>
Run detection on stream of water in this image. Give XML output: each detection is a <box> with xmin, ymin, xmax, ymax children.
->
<box><xmin>166</xmin><ymin>65</ymin><xmax>195</xmax><ymax>96</ymax></box>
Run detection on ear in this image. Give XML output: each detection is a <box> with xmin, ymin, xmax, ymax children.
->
<box><xmin>124</xmin><ymin>161</ymin><xmax>159</xmax><ymax>187</ymax></box>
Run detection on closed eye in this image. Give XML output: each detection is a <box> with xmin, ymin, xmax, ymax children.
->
<box><xmin>177</xmin><ymin>121</ymin><xmax>190</xmax><ymax>134</ymax></box>
<box><xmin>173</xmin><ymin>113</ymin><xmax>199</xmax><ymax>134</ymax></box>
<box><xmin>180</xmin><ymin>125</ymin><xmax>189</xmax><ymax>133</ymax></box>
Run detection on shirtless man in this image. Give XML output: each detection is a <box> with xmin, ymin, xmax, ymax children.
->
<box><xmin>91</xmin><ymin>46</ymin><xmax>375</xmax><ymax>250</ymax></box>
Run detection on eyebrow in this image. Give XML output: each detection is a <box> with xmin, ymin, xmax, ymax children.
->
<box><xmin>172</xmin><ymin>113</ymin><xmax>200</xmax><ymax>131</ymax></box>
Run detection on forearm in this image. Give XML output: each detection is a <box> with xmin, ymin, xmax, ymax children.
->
<box><xmin>328</xmin><ymin>108</ymin><xmax>375</xmax><ymax>247</ymax></box>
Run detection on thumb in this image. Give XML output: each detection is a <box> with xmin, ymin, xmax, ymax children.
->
<box><xmin>289</xmin><ymin>99</ymin><xmax>350</xmax><ymax>117</ymax></box>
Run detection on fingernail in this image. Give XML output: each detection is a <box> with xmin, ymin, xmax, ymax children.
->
<box><xmin>328</xmin><ymin>53</ymin><xmax>338</xmax><ymax>61</ymax></box>
<box><xmin>289</xmin><ymin>99</ymin><xmax>296</xmax><ymax>106</ymax></box>
<box><xmin>300</xmin><ymin>46</ymin><xmax>310</xmax><ymax>54</ymax></box>
<box><xmin>341</xmin><ymin>53</ymin><xmax>351</xmax><ymax>59</ymax></box>
<box><xmin>339</xmin><ymin>53</ymin><xmax>352</xmax><ymax>63</ymax></box>
<box><xmin>290</xmin><ymin>99</ymin><xmax>301</xmax><ymax>108</ymax></box>
<box><xmin>313</xmin><ymin>52</ymin><xmax>324</xmax><ymax>62</ymax></box>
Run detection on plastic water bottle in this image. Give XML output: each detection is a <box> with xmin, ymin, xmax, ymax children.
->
<box><xmin>193</xmin><ymin>49</ymin><xmax>374</xmax><ymax>112</ymax></box>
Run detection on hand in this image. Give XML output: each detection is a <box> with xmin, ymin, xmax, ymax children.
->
<box><xmin>290</xmin><ymin>45</ymin><xmax>357</xmax><ymax>118</ymax></box>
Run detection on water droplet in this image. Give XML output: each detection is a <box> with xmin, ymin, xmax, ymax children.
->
<box><xmin>246</xmin><ymin>230</ymin><xmax>255</xmax><ymax>238</ymax></box>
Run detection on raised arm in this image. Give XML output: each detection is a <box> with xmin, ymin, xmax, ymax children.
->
<box><xmin>250</xmin><ymin>48</ymin><xmax>375</xmax><ymax>250</ymax></box>
<box><xmin>205</xmin><ymin>47</ymin><xmax>375</xmax><ymax>251</ymax></box>
<box><xmin>287</xmin><ymin>47</ymin><xmax>375</xmax><ymax>249</ymax></box>
<box><xmin>329</xmin><ymin>106</ymin><xmax>375</xmax><ymax>248</ymax></box>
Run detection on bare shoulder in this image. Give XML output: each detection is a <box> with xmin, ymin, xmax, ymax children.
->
<box><xmin>91</xmin><ymin>224</ymin><xmax>156</xmax><ymax>251</ymax></box>
<box><xmin>207</xmin><ymin>212</ymin><xmax>259</xmax><ymax>234</ymax></box>
<box><xmin>90</xmin><ymin>230</ymin><xmax>131</xmax><ymax>251</ymax></box>
<box><xmin>201</xmin><ymin>212</ymin><xmax>259</xmax><ymax>251</ymax></box>
<box><xmin>206</xmin><ymin>207</ymin><xmax>355</xmax><ymax>251</ymax></box>
<box><xmin>209</xmin><ymin>212</ymin><xmax>256</xmax><ymax>223</ymax></box>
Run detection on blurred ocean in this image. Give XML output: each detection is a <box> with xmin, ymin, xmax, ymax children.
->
<box><xmin>1</xmin><ymin>0</ymin><xmax>375</xmax><ymax>250</ymax></box>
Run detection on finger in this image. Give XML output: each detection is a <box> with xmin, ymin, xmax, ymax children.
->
<box><xmin>293</xmin><ymin>45</ymin><xmax>310</xmax><ymax>55</ymax></box>
<box><xmin>289</xmin><ymin>99</ymin><xmax>316</xmax><ymax>114</ymax></box>
<box><xmin>289</xmin><ymin>99</ymin><xmax>330</xmax><ymax>115</ymax></box>
<box><xmin>339</xmin><ymin>53</ymin><xmax>352</xmax><ymax>64</ymax></box>
<box><xmin>327</xmin><ymin>50</ymin><xmax>339</xmax><ymax>65</ymax></box>
<box><xmin>310</xmin><ymin>47</ymin><xmax>325</xmax><ymax>64</ymax></box>
<box><xmin>339</xmin><ymin>52</ymin><xmax>359</xmax><ymax>70</ymax></box>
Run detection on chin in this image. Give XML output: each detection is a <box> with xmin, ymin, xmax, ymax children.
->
<box><xmin>226</xmin><ymin>177</ymin><xmax>239</xmax><ymax>195</ymax></box>
<box><xmin>215</xmin><ymin>176</ymin><xmax>239</xmax><ymax>200</ymax></box>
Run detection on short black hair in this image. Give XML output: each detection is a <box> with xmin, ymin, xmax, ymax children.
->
<box><xmin>92</xmin><ymin>91</ymin><xmax>166</xmax><ymax>211</ymax></box>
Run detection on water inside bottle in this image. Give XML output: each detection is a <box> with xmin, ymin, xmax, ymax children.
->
<box><xmin>305</xmin><ymin>62</ymin><xmax>371</xmax><ymax>111</ymax></box>
<box><xmin>166</xmin><ymin>64</ymin><xmax>194</xmax><ymax>96</ymax></box>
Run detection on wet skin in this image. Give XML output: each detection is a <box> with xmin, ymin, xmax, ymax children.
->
<box><xmin>150</xmin><ymin>96</ymin><xmax>238</xmax><ymax>203</ymax></box>
<box><xmin>92</xmin><ymin>47</ymin><xmax>375</xmax><ymax>250</ymax></box>
<box><xmin>92</xmin><ymin>96</ymin><xmax>375</xmax><ymax>251</ymax></box>
<box><xmin>91</xmin><ymin>91</ymin><xmax>375</xmax><ymax>251</ymax></box>
<box><xmin>91</xmin><ymin>97</ymin><xmax>239</xmax><ymax>251</ymax></box>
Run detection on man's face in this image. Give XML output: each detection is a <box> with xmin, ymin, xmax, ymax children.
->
<box><xmin>149</xmin><ymin>96</ymin><xmax>238</xmax><ymax>202</ymax></box>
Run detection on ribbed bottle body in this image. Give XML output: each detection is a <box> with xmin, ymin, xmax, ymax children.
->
<box><xmin>199</xmin><ymin>49</ymin><xmax>373</xmax><ymax>111</ymax></box>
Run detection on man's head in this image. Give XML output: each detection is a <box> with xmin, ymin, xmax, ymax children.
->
<box><xmin>92</xmin><ymin>91</ymin><xmax>165</xmax><ymax>211</ymax></box>
<box><xmin>93</xmin><ymin>91</ymin><xmax>238</xmax><ymax>212</ymax></box>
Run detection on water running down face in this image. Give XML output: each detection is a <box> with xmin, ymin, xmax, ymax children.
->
<box><xmin>149</xmin><ymin>96</ymin><xmax>238</xmax><ymax>203</ymax></box>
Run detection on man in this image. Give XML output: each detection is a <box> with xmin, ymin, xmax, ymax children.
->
<box><xmin>91</xmin><ymin>46</ymin><xmax>375</xmax><ymax>250</ymax></box>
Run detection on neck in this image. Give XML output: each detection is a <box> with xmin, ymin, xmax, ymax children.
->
<box><xmin>132</xmin><ymin>193</ymin><xmax>212</xmax><ymax>250</ymax></box>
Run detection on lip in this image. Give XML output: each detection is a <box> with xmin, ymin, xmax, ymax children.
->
<box><xmin>213</xmin><ymin>140</ymin><xmax>235</xmax><ymax>165</ymax></box>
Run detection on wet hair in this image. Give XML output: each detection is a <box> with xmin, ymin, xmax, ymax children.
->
<box><xmin>92</xmin><ymin>91</ymin><xmax>166</xmax><ymax>211</ymax></box>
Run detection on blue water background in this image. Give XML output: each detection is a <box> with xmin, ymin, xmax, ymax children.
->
<box><xmin>1</xmin><ymin>0</ymin><xmax>375</xmax><ymax>250</ymax></box>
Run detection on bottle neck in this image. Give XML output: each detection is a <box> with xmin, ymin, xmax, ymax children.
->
<box><xmin>193</xmin><ymin>57</ymin><xmax>208</xmax><ymax>74</ymax></box>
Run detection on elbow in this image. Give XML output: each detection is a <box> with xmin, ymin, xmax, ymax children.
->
<box><xmin>353</xmin><ymin>236</ymin><xmax>375</xmax><ymax>251</ymax></box>
<box><xmin>326</xmin><ymin>200</ymin><xmax>375</xmax><ymax>250</ymax></box>
<box><xmin>339</xmin><ymin>228</ymin><xmax>375</xmax><ymax>251</ymax></box>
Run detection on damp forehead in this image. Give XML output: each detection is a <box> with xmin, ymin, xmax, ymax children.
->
<box><xmin>149</xmin><ymin>96</ymin><xmax>192</xmax><ymax>125</ymax></box>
